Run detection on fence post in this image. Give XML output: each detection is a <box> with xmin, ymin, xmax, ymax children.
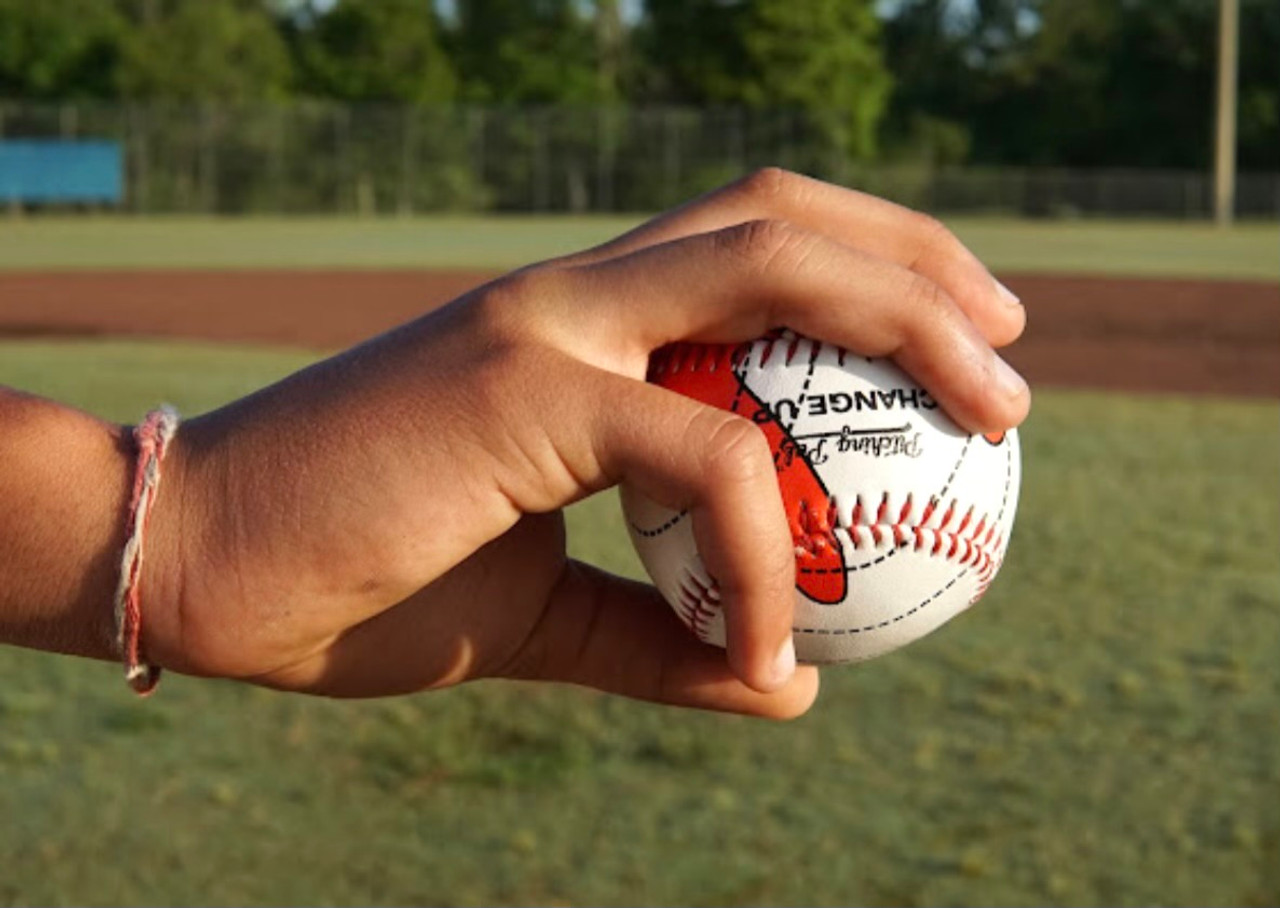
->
<box><xmin>333</xmin><ymin>104</ymin><xmax>350</xmax><ymax>213</ymax></box>
<box><xmin>273</xmin><ymin>105</ymin><xmax>287</xmax><ymax>213</ymax></box>
<box><xmin>1</xmin><ymin>104</ymin><xmax>9</xmax><ymax>216</ymax></box>
<box><xmin>399</xmin><ymin>105</ymin><xmax>416</xmax><ymax>217</ymax></box>
<box><xmin>533</xmin><ymin>108</ymin><xmax>551</xmax><ymax>211</ymax></box>
<box><xmin>199</xmin><ymin>104</ymin><xmax>218</xmax><ymax>214</ymax></box>
<box><xmin>663</xmin><ymin>107</ymin><xmax>680</xmax><ymax>207</ymax></box>
<box><xmin>60</xmin><ymin>104</ymin><xmax>78</xmax><ymax>139</ymax></box>
<box><xmin>596</xmin><ymin>106</ymin><xmax>615</xmax><ymax>213</ymax></box>
<box><xmin>730</xmin><ymin>107</ymin><xmax>746</xmax><ymax>177</ymax></box>
<box><xmin>469</xmin><ymin>107</ymin><xmax>486</xmax><ymax>206</ymax></box>
<box><xmin>785</xmin><ymin>110</ymin><xmax>798</xmax><ymax>172</ymax></box>
<box><xmin>128</xmin><ymin>105</ymin><xmax>146</xmax><ymax>213</ymax></box>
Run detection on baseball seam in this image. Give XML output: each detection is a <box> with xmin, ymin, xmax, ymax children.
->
<box><xmin>630</xmin><ymin>509</ymin><xmax>689</xmax><ymax>538</ymax></box>
<box><xmin>794</xmin><ymin>491</ymin><xmax>1003</xmax><ymax>578</ymax></box>
<box><xmin>644</xmin><ymin>333</ymin><xmax>1016</xmax><ymax>648</ymax></box>
<box><xmin>676</xmin><ymin>570</ymin><xmax>720</xmax><ymax>642</ymax></box>
<box><xmin>795</xmin><ymin>573</ymin><xmax>964</xmax><ymax>639</ymax></box>
<box><xmin>654</xmin><ymin>332</ymin><xmax>857</xmax><ymax>377</ymax></box>
<box><xmin>646</xmin><ymin>443</ymin><xmax>1014</xmax><ymax>646</ymax></box>
<box><xmin>969</xmin><ymin>436</ymin><xmax>1016</xmax><ymax>603</ymax></box>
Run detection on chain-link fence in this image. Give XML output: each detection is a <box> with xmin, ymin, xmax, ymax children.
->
<box><xmin>2</xmin><ymin>101</ymin><xmax>1277</xmax><ymax>218</ymax></box>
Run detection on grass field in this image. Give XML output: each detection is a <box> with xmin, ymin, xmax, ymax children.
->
<box><xmin>1</xmin><ymin>212</ymin><xmax>1277</xmax><ymax>905</ymax></box>
<box><xmin>0</xmin><ymin>339</ymin><xmax>1276</xmax><ymax>906</ymax></box>
<box><xmin>0</xmin><ymin>215</ymin><xmax>1276</xmax><ymax>279</ymax></box>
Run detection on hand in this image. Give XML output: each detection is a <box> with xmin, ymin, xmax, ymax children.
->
<box><xmin>144</xmin><ymin>169</ymin><xmax>1029</xmax><ymax>718</ymax></box>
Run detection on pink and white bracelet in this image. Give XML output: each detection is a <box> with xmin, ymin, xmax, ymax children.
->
<box><xmin>113</xmin><ymin>405</ymin><xmax>180</xmax><ymax>695</ymax></box>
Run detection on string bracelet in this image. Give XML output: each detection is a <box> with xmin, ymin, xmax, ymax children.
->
<box><xmin>113</xmin><ymin>405</ymin><xmax>180</xmax><ymax>696</ymax></box>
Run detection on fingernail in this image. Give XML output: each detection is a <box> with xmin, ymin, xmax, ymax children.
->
<box><xmin>994</xmin><ymin>354</ymin><xmax>1028</xmax><ymax>400</ymax></box>
<box><xmin>771</xmin><ymin>636</ymin><xmax>797</xmax><ymax>686</ymax></box>
<box><xmin>995</xmin><ymin>279</ymin><xmax>1021</xmax><ymax>307</ymax></box>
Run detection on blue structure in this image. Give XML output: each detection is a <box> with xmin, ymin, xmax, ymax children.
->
<box><xmin>0</xmin><ymin>139</ymin><xmax>124</xmax><ymax>205</ymax></box>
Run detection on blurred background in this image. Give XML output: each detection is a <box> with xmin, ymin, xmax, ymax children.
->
<box><xmin>0</xmin><ymin>1</ymin><xmax>1277</xmax><ymax>906</ymax></box>
<box><xmin>0</xmin><ymin>0</ymin><xmax>1276</xmax><ymax>217</ymax></box>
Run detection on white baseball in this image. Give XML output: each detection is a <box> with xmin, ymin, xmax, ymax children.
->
<box><xmin>621</xmin><ymin>332</ymin><xmax>1020</xmax><ymax>664</ymax></box>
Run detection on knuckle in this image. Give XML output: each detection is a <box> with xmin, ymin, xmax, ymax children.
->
<box><xmin>718</xmin><ymin>218</ymin><xmax>809</xmax><ymax>275</ymax></box>
<box><xmin>909</xmin><ymin>210</ymin><xmax>950</xmax><ymax>244</ymax></box>
<box><xmin>696</xmin><ymin>412</ymin><xmax>772</xmax><ymax>485</ymax></box>
<box><xmin>735</xmin><ymin>166</ymin><xmax>800</xmax><ymax>204</ymax></box>
<box><xmin>909</xmin><ymin>210</ymin><xmax>964</xmax><ymax>262</ymax></box>
<box><xmin>482</xmin><ymin>266</ymin><xmax>566</xmax><ymax>313</ymax></box>
<box><xmin>905</xmin><ymin>272</ymin><xmax>956</xmax><ymax>321</ymax></box>
<box><xmin>471</xmin><ymin>265</ymin><xmax>572</xmax><ymax>340</ymax></box>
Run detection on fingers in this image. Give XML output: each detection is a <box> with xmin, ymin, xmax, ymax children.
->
<box><xmin>582</xmin><ymin>373</ymin><xmax>800</xmax><ymax>693</ymax></box>
<box><xmin>565</xmin><ymin>221</ymin><xmax>1029</xmax><ymax>434</ymax></box>
<box><xmin>503</xmin><ymin>561</ymin><xmax>820</xmax><ymax>719</ymax></box>
<box><xmin>248</xmin><ymin>508</ymin><xmax>818</xmax><ymax>716</ymax></box>
<box><xmin>563</xmin><ymin>167</ymin><xmax>1024</xmax><ymax>349</ymax></box>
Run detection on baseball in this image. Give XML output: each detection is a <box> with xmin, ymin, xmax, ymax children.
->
<box><xmin>621</xmin><ymin>331</ymin><xmax>1021</xmax><ymax>664</ymax></box>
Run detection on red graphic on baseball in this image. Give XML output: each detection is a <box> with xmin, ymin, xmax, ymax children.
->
<box><xmin>648</xmin><ymin>342</ymin><xmax>847</xmax><ymax>605</ymax></box>
<box><xmin>623</xmin><ymin>332</ymin><xmax>1021</xmax><ymax>665</ymax></box>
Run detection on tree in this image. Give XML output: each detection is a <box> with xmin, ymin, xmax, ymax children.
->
<box><xmin>594</xmin><ymin>0</ymin><xmax>625</xmax><ymax>102</ymax></box>
<box><xmin>291</xmin><ymin>0</ymin><xmax>455</xmax><ymax>103</ymax></box>
<box><xmin>0</xmin><ymin>0</ymin><xmax>125</xmax><ymax>99</ymax></box>
<box><xmin>448</xmin><ymin>0</ymin><xmax>609</xmax><ymax>104</ymax></box>
<box><xmin>639</xmin><ymin>0</ymin><xmax>891</xmax><ymax>160</ymax></box>
<box><xmin>115</xmin><ymin>0</ymin><xmax>292</xmax><ymax>101</ymax></box>
<box><xmin>881</xmin><ymin>0</ymin><xmax>1279</xmax><ymax>170</ymax></box>
<box><xmin>1236</xmin><ymin>0</ymin><xmax>1279</xmax><ymax>170</ymax></box>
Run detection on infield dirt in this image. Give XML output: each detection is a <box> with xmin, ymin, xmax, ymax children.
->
<box><xmin>0</xmin><ymin>270</ymin><xmax>1275</xmax><ymax>397</ymax></box>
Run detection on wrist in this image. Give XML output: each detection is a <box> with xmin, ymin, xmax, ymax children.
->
<box><xmin>135</xmin><ymin>417</ymin><xmax>201</xmax><ymax>678</ymax></box>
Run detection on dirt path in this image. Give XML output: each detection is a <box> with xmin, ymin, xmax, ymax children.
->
<box><xmin>0</xmin><ymin>270</ymin><xmax>1276</xmax><ymax>397</ymax></box>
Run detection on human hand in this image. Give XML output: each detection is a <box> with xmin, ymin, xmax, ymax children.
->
<box><xmin>144</xmin><ymin>169</ymin><xmax>1028</xmax><ymax>718</ymax></box>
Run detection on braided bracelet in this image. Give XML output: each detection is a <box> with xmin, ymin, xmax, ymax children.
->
<box><xmin>113</xmin><ymin>405</ymin><xmax>180</xmax><ymax>696</ymax></box>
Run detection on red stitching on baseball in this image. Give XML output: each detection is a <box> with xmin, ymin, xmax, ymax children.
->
<box><xmin>656</xmin><ymin>331</ymin><xmax>846</xmax><ymax>377</ymax></box>
<box><xmin>649</xmin><ymin>333</ymin><xmax>1014</xmax><ymax>616</ymax></box>
<box><xmin>679</xmin><ymin>572</ymin><xmax>721</xmax><ymax>642</ymax></box>
<box><xmin>650</xmin><ymin>341</ymin><xmax>753</xmax><ymax>381</ymax></box>
<box><xmin>793</xmin><ymin>490</ymin><xmax>1002</xmax><ymax>579</ymax></box>
<box><xmin>970</xmin><ymin>532</ymin><xmax>1004</xmax><ymax>603</ymax></box>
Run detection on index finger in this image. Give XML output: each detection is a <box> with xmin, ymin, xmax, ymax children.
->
<box><xmin>563</xmin><ymin>168</ymin><xmax>1025</xmax><ymax>349</ymax></box>
<box><xmin>558</xmin><ymin>220</ymin><xmax>1030</xmax><ymax>435</ymax></box>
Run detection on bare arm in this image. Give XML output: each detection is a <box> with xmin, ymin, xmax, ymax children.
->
<box><xmin>0</xmin><ymin>170</ymin><xmax>1028</xmax><ymax>719</ymax></box>
<box><xmin>0</xmin><ymin>389</ymin><xmax>134</xmax><ymax>660</ymax></box>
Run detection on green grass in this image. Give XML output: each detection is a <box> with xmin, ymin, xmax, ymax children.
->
<box><xmin>0</xmin><ymin>215</ymin><xmax>1276</xmax><ymax>279</ymax></box>
<box><xmin>1</xmin><ymin>339</ymin><xmax>1278</xmax><ymax>906</ymax></box>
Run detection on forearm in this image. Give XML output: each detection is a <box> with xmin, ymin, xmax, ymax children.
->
<box><xmin>0</xmin><ymin>388</ymin><xmax>134</xmax><ymax>661</ymax></box>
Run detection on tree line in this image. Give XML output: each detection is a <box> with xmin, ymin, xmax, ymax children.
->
<box><xmin>1</xmin><ymin>0</ymin><xmax>1275</xmax><ymax>171</ymax></box>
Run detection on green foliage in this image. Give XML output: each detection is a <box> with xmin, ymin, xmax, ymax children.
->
<box><xmin>0</xmin><ymin>341</ymin><xmax>1277</xmax><ymax>905</ymax></box>
<box><xmin>291</xmin><ymin>0</ymin><xmax>455</xmax><ymax>103</ymax></box>
<box><xmin>640</xmin><ymin>0</ymin><xmax>890</xmax><ymax>160</ymax></box>
<box><xmin>884</xmin><ymin>0</ymin><xmax>1280</xmax><ymax>170</ymax></box>
<box><xmin>737</xmin><ymin>0</ymin><xmax>890</xmax><ymax>160</ymax></box>
<box><xmin>448</xmin><ymin>0</ymin><xmax>604</xmax><ymax>104</ymax></box>
<box><xmin>0</xmin><ymin>0</ymin><xmax>1274</xmax><ymax>173</ymax></box>
<box><xmin>1236</xmin><ymin>0</ymin><xmax>1280</xmax><ymax>169</ymax></box>
<box><xmin>115</xmin><ymin>0</ymin><xmax>292</xmax><ymax>101</ymax></box>
<box><xmin>0</xmin><ymin>0</ymin><xmax>124</xmax><ymax>99</ymax></box>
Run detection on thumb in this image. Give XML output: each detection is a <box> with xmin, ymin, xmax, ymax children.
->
<box><xmin>502</xmin><ymin>560</ymin><xmax>820</xmax><ymax>719</ymax></box>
